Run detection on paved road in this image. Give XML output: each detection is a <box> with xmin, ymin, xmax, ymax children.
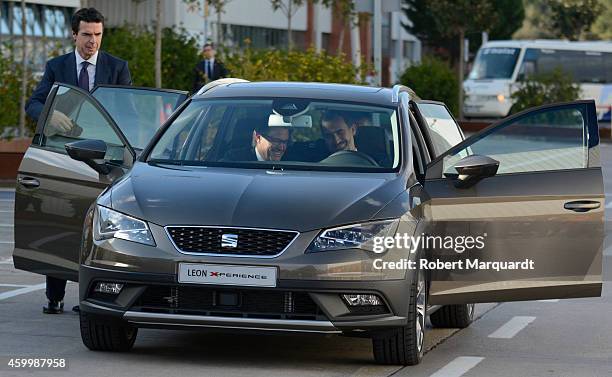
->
<box><xmin>1</xmin><ymin>141</ymin><xmax>611</xmax><ymax>376</ymax></box>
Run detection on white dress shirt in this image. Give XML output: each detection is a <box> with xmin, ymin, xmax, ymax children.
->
<box><xmin>75</xmin><ymin>50</ymin><xmax>98</xmax><ymax>91</ymax></box>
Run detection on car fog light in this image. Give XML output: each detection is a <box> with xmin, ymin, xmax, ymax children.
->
<box><xmin>342</xmin><ymin>294</ymin><xmax>383</xmax><ymax>306</ymax></box>
<box><xmin>94</xmin><ymin>282</ymin><xmax>124</xmax><ymax>295</ymax></box>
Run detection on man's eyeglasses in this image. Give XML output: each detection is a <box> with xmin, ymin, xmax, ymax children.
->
<box><xmin>260</xmin><ymin>134</ymin><xmax>290</xmax><ymax>146</ymax></box>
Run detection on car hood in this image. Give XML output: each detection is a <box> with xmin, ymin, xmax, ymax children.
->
<box><xmin>108</xmin><ymin>163</ymin><xmax>405</xmax><ymax>232</ymax></box>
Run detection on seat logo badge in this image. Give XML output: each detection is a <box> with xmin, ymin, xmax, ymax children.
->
<box><xmin>282</xmin><ymin>103</ymin><xmax>298</xmax><ymax>110</ymax></box>
<box><xmin>221</xmin><ymin>234</ymin><xmax>238</xmax><ymax>248</ymax></box>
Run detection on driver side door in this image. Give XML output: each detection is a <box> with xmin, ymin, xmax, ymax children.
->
<box><xmin>13</xmin><ymin>84</ymin><xmax>187</xmax><ymax>281</ymax></box>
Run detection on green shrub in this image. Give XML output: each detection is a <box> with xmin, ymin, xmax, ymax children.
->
<box><xmin>0</xmin><ymin>45</ymin><xmax>38</xmax><ymax>136</ymax></box>
<box><xmin>510</xmin><ymin>68</ymin><xmax>581</xmax><ymax>114</ymax></box>
<box><xmin>103</xmin><ymin>26</ymin><xmax>201</xmax><ymax>91</ymax></box>
<box><xmin>221</xmin><ymin>45</ymin><xmax>367</xmax><ymax>84</ymax></box>
<box><xmin>399</xmin><ymin>56</ymin><xmax>459</xmax><ymax>115</ymax></box>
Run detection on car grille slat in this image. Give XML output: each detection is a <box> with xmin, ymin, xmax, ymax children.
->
<box><xmin>134</xmin><ymin>285</ymin><xmax>322</xmax><ymax>319</ymax></box>
<box><xmin>166</xmin><ymin>227</ymin><xmax>297</xmax><ymax>256</ymax></box>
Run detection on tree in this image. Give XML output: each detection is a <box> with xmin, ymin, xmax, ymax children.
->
<box><xmin>402</xmin><ymin>0</ymin><xmax>524</xmax><ymax>119</ymax></box>
<box><xmin>399</xmin><ymin>56</ymin><xmax>459</xmax><ymax>115</ymax></box>
<box><xmin>546</xmin><ymin>0</ymin><xmax>604</xmax><ymax>40</ymax></box>
<box><xmin>270</xmin><ymin>0</ymin><xmax>306</xmax><ymax>50</ymax></box>
<box><xmin>513</xmin><ymin>0</ymin><xmax>556</xmax><ymax>39</ymax></box>
<box><xmin>592</xmin><ymin>0</ymin><xmax>612</xmax><ymax>39</ymax></box>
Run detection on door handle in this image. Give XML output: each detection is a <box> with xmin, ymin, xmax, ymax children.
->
<box><xmin>563</xmin><ymin>200</ymin><xmax>600</xmax><ymax>212</ymax></box>
<box><xmin>18</xmin><ymin>177</ymin><xmax>40</xmax><ymax>189</ymax></box>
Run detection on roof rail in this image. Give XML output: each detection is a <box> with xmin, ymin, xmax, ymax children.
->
<box><xmin>195</xmin><ymin>78</ymin><xmax>250</xmax><ymax>96</ymax></box>
<box><xmin>391</xmin><ymin>84</ymin><xmax>406</xmax><ymax>103</ymax></box>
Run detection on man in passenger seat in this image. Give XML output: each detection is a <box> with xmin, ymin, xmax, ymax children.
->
<box><xmin>223</xmin><ymin>125</ymin><xmax>290</xmax><ymax>162</ymax></box>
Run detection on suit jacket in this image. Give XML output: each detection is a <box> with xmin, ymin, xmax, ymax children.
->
<box><xmin>192</xmin><ymin>59</ymin><xmax>229</xmax><ymax>93</ymax></box>
<box><xmin>26</xmin><ymin>51</ymin><xmax>132</xmax><ymax>122</ymax></box>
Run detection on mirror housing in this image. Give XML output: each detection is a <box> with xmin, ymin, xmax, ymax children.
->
<box><xmin>65</xmin><ymin>139</ymin><xmax>111</xmax><ymax>175</ymax></box>
<box><xmin>444</xmin><ymin>154</ymin><xmax>499</xmax><ymax>188</ymax></box>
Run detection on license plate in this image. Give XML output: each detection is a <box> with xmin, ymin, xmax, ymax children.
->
<box><xmin>178</xmin><ymin>263</ymin><xmax>277</xmax><ymax>287</ymax></box>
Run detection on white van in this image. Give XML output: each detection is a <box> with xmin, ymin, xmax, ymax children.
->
<box><xmin>463</xmin><ymin>40</ymin><xmax>612</xmax><ymax>121</ymax></box>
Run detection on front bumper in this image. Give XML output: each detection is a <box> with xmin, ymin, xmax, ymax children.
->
<box><xmin>79</xmin><ymin>265</ymin><xmax>412</xmax><ymax>333</ymax></box>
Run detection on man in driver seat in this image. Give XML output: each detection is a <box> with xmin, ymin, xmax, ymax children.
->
<box><xmin>321</xmin><ymin>111</ymin><xmax>358</xmax><ymax>153</ymax></box>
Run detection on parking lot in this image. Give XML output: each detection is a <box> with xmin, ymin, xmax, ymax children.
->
<box><xmin>1</xmin><ymin>143</ymin><xmax>611</xmax><ymax>377</ymax></box>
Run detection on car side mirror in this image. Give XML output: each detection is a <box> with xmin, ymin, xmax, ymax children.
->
<box><xmin>65</xmin><ymin>139</ymin><xmax>111</xmax><ymax>175</ymax></box>
<box><xmin>444</xmin><ymin>155</ymin><xmax>499</xmax><ymax>189</ymax></box>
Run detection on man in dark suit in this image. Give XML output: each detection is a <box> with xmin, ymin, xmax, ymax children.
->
<box><xmin>192</xmin><ymin>43</ymin><xmax>229</xmax><ymax>93</ymax></box>
<box><xmin>25</xmin><ymin>7</ymin><xmax>132</xmax><ymax>314</ymax></box>
<box><xmin>224</xmin><ymin>125</ymin><xmax>290</xmax><ymax>162</ymax></box>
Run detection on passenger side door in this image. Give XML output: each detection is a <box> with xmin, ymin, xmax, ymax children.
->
<box><xmin>13</xmin><ymin>84</ymin><xmax>187</xmax><ymax>281</ymax></box>
<box><xmin>419</xmin><ymin>101</ymin><xmax>603</xmax><ymax>304</ymax></box>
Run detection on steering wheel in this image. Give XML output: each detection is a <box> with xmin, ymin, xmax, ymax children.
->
<box><xmin>320</xmin><ymin>150</ymin><xmax>379</xmax><ymax>167</ymax></box>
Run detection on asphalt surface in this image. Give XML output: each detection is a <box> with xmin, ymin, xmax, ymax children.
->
<box><xmin>0</xmin><ymin>143</ymin><xmax>611</xmax><ymax>377</ymax></box>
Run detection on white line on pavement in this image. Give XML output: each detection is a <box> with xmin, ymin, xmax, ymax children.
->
<box><xmin>0</xmin><ymin>241</ymin><xmax>13</xmax><ymax>244</ymax></box>
<box><xmin>0</xmin><ymin>258</ymin><xmax>13</xmax><ymax>264</ymax></box>
<box><xmin>429</xmin><ymin>356</ymin><xmax>485</xmax><ymax>377</ymax></box>
<box><xmin>0</xmin><ymin>199</ymin><xmax>13</xmax><ymax>202</ymax></box>
<box><xmin>0</xmin><ymin>284</ymin><xmax>28</xmax><ymax>288</ymax></box>
<box><xmin>0</xmin><ymin>224</ymin><xmax>14</xmax><ymax>227</ymax></box>
<box><xmin>488</xmin><ymin>316</ymin><xmax>536</xmax><ymax>339</ymax></box>
<box><xmin>0</xmin><ymin>283</ymin><xmax>45</xmax><ymax>301</ymax></box>
<box><xmin>538</xmin><ymin>299</ymin><xmax>560</xmax><ymax>302</ymax></box>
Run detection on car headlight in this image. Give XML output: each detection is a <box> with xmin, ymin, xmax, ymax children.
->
<box><xmin>95</xmin><ymin>205</ymin><xmax>156</xmax><ymax>246</ymax></box>
<box><xmin>306</xmin><ymin>219</ymin><xmax>399</xmax><ymax>253</ymax></box>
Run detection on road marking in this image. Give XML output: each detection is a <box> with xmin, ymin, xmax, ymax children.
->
<box><xmin>429</xmin><ymin>356</ymin><xmax>485</xmax><ymax>377</ymax></box>
<box><xmin>0</xmin><ymin>241</ymin><xmax>13</xmax><ymax>244</ymax></box>
<box><xmin>488</xmin><ymin>316</ymin><xmax>536</xmax><ymax>339</ymax></box>
<box><xmin>0</xmin><ymin>284</ymin><xmax>28</xmax><ymax>288</ymax></box>
<box><xmin>0</xmin><ymin>224</ymin><xmax>14</xmax><ymax>227</ymax></box>
<box><xmin>0</xmin><ymin>258</ymin><xmax>13</xmax><ymax>264</ymax></box>
<box><xmin>0</xmin><ymin>283</ymin><xmax>45</xmax><ymax>301</ymax></box>
<box><xmin>0</xmin><ymin>199</ymin><xmax>12</xmax><ymax>202</ymax></box>
<box><xmin>538</xmin><ymin>299</ymin><xmax>560</xmax><ymax>302</ymax></box>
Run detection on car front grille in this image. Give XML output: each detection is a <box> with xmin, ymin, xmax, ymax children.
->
<box><xmin>166</xmin><ymin>226</ymin><xmax>298</xmax><ymax>256</ymax></box>
<box><xmin>132</xmin><ymin>285</ymin><xmax>324</xmax><ymax>320</ymax></box>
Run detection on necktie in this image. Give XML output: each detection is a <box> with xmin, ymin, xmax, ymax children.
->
<box><xmin>78</xmin><ymin>61</ymin><xmax>90</xmax><ymax>91</ymax></box>
<box><xmin>206</xmin><ymin>60</ymin><xmax>212</xmax><ymax>79</ymax></box>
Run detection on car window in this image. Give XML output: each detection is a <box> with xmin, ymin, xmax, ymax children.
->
<box><xmin>443</xmin><ymin>105</ymin><xmax>587</xmax><ymax>175</ymax></box>
<box><xmin>40</xmin><ymin>86</ymin><xmax>125</xmax><ymax>162</ymax></box>
<box><xmin>91</xmin><ymin>87</ymin><xmax>186</xmax><ymax>150</ymax></box>
<box><xmin>148</xmin><ymin>98</ymin><xmax>400</xmax><ymax>172</ymax></box>
<box><xmin>417</xmin><ymin>103</ymin><xmax>463</xmax><ymax>157</ymax></box>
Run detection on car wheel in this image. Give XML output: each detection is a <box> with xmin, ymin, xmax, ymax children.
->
<box><xmin>371</xmin><ymin>265</ymin><xmax>427</xmax><ymax>365</ymax></box>
<box><xmin>430</xmin><ymin>303</ymin><xmax>475</xmax><ymax>328</ymax></box>
<box><xmin>79</xmin><ymin>312</ymin><xmax>138</xmax><ymax>352</ymax></box>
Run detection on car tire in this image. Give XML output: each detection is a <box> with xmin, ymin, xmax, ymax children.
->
<box><xmin>371</xmin><ymin>265</ymin><xmax>427</xmax><ymax>365</ymax></box>
<box><xmin>79</xmin><ymin>312</ymin><xmax>138</xmax><ymax>352</ymax></box>
<box><xmin>430</xmin><ymin>303</ymin><xmax>475</xmax><ymax>328</ymax></box>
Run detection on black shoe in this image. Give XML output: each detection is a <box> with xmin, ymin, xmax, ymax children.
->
<box><xmin>72</xmin><ymin>305</ymin><xmax>80</xmax><ymax>313</ymax></box>
<box><xmin>43</xmin><ymin>300</ymin><xmax>64</xmax><ymax>314</ymax></box>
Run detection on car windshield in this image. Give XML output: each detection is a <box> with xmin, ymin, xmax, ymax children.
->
<box><xmin>147</xmin><ymin>98</ymin><xmax>400</xmax><ymax>172</ymax></box>
<box><xmin>468</xmin><ymin>47</ymin><xmax>521</xmax><ymax>80</ymax></box>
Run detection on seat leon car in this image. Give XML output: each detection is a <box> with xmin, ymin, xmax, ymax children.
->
<box><xmin>13</xmin><ymin>80</ymin><xmax>604</xmax><ymax>365</ymax></box>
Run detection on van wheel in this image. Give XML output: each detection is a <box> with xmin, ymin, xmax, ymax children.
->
<box><xmin>80</xmin><ymin>312</ymin><xmax>137</xmax><ymax>352</ymax></box>
<box><xmin>430</xmin><ymin>303</ymin><xmax>475</xmax><ymax>328</ymax></box>
<box><xmin>371</xmin><ymin>266</ymin><xmax>426</xmax><ymax>365</ymax></box>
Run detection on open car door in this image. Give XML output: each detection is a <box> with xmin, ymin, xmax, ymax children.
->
<box><xmin>13</xmin><ymin>84</ymin><xmax>187</xmax><ymax>281</ymax></box>
<box><xmin>420</xmin><ymin>101</ymin><xmax>603</xmax><ymax>305</ymax></box>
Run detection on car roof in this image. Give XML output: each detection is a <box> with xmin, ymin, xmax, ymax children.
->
<box><xmin>482</xmin><ymin>39</ymin><xmax>612</xmax><ymax>52</ymax></box>
<box><xmin>194</xmin><ymin>81</ymin><xmax>399</xmax><ymax>106</ymax></box>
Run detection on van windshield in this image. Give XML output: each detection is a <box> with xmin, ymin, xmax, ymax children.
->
<box><xmin>468</xmin><ymin>47</ymin><xmax>520</xmax><ymax>80</ymax></box>
<box><xmin>147</xmin><ymin>98</ymin><xmax>400</xmax><ymax>172</ymax></box>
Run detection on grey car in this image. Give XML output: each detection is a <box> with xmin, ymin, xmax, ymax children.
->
<box><xmin>13</xmin><ymin>80</ymin><xmax>603</xmax><ymax>365</ymax></box>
